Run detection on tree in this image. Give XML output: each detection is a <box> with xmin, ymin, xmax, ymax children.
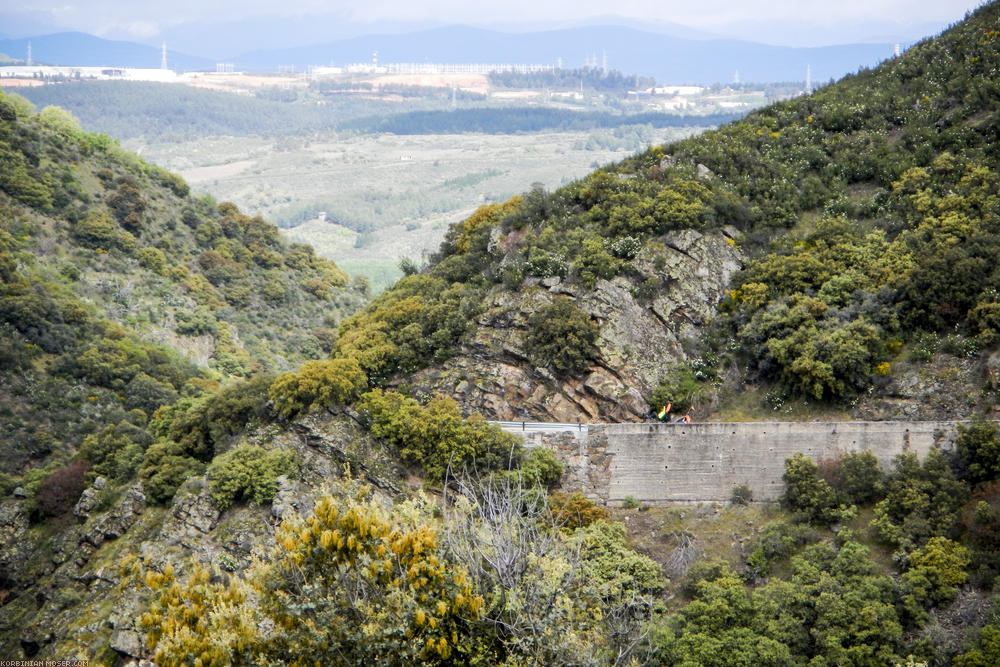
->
<box><xmin>957</xmin><ymin>421</ymin><xmax>1000</xmax><ymax>487</ymax></box>
<box><xmin>901</xmin><ymin>537</ymin><xmax>970</xmax><ymax>611</ymax></box>
<box><xmin>780</xmin><ymin>452</ymin><xmax>842</xmax><ymax>524</ymax></box>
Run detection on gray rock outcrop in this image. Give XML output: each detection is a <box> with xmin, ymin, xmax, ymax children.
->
<box><xmin>409</xmin><ymin>228</ymin><xmax>742</xmax><ymax>422</ymax></box>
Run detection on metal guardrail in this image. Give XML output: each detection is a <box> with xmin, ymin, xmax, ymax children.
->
<box><xmin>494</xmin><ymin>421</ymin><xmax>589</xmax><ymax>432</ymax></box>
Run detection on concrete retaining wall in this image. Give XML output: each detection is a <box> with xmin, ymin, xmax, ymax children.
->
<box><xmin>515</xmin><ymin>421</ymin><xmax>962</xmax><ymax>505</ymax></box>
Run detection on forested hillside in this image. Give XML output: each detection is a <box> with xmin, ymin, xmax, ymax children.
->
<box><xmin>327</xmin><ymin>1</ymin><xmax>1000</xmax><ymax>422</ymax></box>
<box><xmin>0</xmin><ymin>88</ymin><xmax>366</xmax><ymax>491</ymax></box>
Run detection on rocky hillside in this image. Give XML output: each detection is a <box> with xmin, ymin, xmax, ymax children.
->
<box><xmin>331</xmin><ymin>2</ymin><xmax>1000</xmax><ymax>423</ymax></box>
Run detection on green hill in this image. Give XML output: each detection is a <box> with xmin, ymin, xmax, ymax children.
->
<box><xmin>0</xmin><ymin>90</ymin><xmax>366</xmax><ymax>482</ymax></box>
<box><xmin>328</xmin><ymin>1</ymin><xmax>1000</xmax><ymax>422</ymax></box>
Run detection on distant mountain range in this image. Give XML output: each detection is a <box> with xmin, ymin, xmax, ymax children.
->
<box><xmin>0</xmin><ymin>32</ymin><xmax>214</xmax><ymax>71</ymax></box>
<box><xmin>0</xmin><ymin>25</ymin><xmax>898</xmax><ymax>84</ymax></box>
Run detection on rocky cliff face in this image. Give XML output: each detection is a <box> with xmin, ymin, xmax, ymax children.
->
<box><xmin>408</xmin><ymin>228</ymin><xmax>742</xmax><ymax>423</ymax></box>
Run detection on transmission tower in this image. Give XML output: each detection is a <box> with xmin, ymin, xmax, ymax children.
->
<box><xmin>27</xmin><ymin>41</ymin><xmax>32</xmax><ymax>66</ymax></box>
<box><xmin>805</xmin><ymin>64</ymin><xmax>811</xmax><ymax>94</ymax></box>
<box><xmin>161</xmin><ymin>41</ymin><xmax>168</xmax><ymax>69</ymax></box>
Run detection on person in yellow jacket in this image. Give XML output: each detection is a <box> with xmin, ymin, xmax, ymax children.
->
<box><xmin>657</xmin><ymin>402</ymin><xmax>672</xmax><ymax>422</ymax></box>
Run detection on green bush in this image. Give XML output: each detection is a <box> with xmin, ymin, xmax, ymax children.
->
<box><xmin>136</xmin><ymin>247</ymin><xmax>167</xmax><ymax>274</ymax></box>
<box><xmin>79</xmin><ymin>420</ymin><xmax>151</xmax><ymax>482</ymax></box>
<box><xmin>780</xmin><ymin>453</ymin><xmax>842</xmax><ymax>524</ymax></box>
<box><xmin>731</xmin><ymin>484</ymin><xmax>753</xmax><ymax>505</ymax></box>
<box><xmin>957</xmin><ymin>421</ymin><xmax>1000</xmax><ymax>487</ymax></box>
<box><xmin>174</xmin><ymin>307</ymin><xmax>217</xmax><ymax>336</ymax></box>
<box><xmin>155</xmin><ymin>374</ymin><xmax>274</xmax><ymax>461</ymax></box>
<box><xmin>834</xmin><ymin>450</ymin><xmax>885</xmax><ymax>505</ymax></box>
<box><xmin>139</xmin><ymin>440</ymin><xmax>206</xmax><ymax>505</ymax></box>
<box><xmin>206</xmin><ymin>444</ymin><xmax>297</xmax><ymax>510</ymax></box>
<box><xmin>523</xmin><ymin>297</ymin><xmax>599</xmax><ymax>377</ymax></box>
<box><xmin>358</xmin><ymin>389</ymin><xmax>520</xmax><ymax>482</ymax></box>
<box><xmin>269</xmin><ymin>358</ymin><xmax>367</xmax><ymax>419</ymax></box>
<box><xmin>520</xmin><ymin>447</ymin><xmax>564</xmax><ymax>489</ymax></box>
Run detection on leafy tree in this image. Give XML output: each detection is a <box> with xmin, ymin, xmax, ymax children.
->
<box><xmin>519</xmin><ymin>447</ymin><xmax>564</xmax><ymax>489</ymax></box>
<box><xmin>79</xmin><ymin>419</ymin><xmax>151</xmax><ymax>482</ymax></box>
<box><xmin>834</xmin><ymin>450</ymin><xmax>886</xmax><ymax>506</ymax></box>
<box><xmin>138</xmin><ymin>440</ymin><xmax>206</xmax><ymax>505</ymax></box>
<box><xmin>870</xmin><ymin>450</ymin><xmax>969</xmax><ymax>550</ymax></box>
<box><xmin>901</xmin><ymin>537</ymin><xmax>970</xmax><ymax>612</ymax></box>
<box><xmin>358</xmin><ymin>389</ymin><xmax>520</xmax><ymax>482</ymax></box>
<box><xmin>781</xmin><ymin>452</ymin><xmax>842</xmax><ymax>524</ymax></box>
<box><xmin>957</xmin><ymin>421</ymin><xmax>1000</xmax><ymax>487</ymax></box>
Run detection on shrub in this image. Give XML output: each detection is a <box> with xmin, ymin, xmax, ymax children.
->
<box><xmin>957</xmin><ymin>421</ymin><xmax>1000</xmax><ymax>487</ymax></box>
<box><xmin>523</xmin><ymin>297</ymin><xmax>599</xmax><ymax>377</ymax></box>
<box><xmin>835</xmin><ymin>450</ymin><xmax>885</xmax><ymax>505</ymax></box>
<box><xmin>136</xmin><ymin>247</ymin><xmax>167</xmax><ymax>275</ymax></box>
<box><xmin>174</xmin><ymin>307</ymin><xmax>217</xmax><ymax>337</ymax></box>
<box><xmin>206</xmin><ymin>444</ymin><xmax>297</xmax><ymax>510</ymax></box>
<box><xmin>358</xmin><ymin>389</ymin><xmax>520</xmax><ymax>482</ymax></box>
<box><xmin>139</xmin><ymin>441</ymin><xmax>206</xmax><ymax>505</ymax></box>
<box><xmin>155</xmin><ymin>374</ymin><xmax>274</xmax><ymax>461</ymax></box>
<box><xmin>548</xmin><ymin>490</ymin><xmax>608</xmax><ymax>530</ymax></box>
<box><xmin>901</xmin><ymin>537</ymin><xmax>970</xmax><ymax>613</ymax></box>
<box><xmin>79</xmin><ymin>420</ymin><xmax>151</xmax><ymax>482</ymax></box>
<box><xmin>520</xmin><ymin>447</ymin><xmax>564</xmax><ymax>489</ymax></box>
<box><xmin>731</xmin><ymin>484</ymin><xmax>753</xmax><ymax>505</ymax></box>
<box><xmin>780</xmin><ymin>453</ymin><xmax>842</xmax><ymax>524</ymax></box>
<box><xmin>269</xmin><ymin>358</ymin><xmax>368</xmax><ymax>419</ymax></box>
<box><xmin>36</xmin><ymin>461</ymin><xmax>90</xmax><ymax>518</ymax></box>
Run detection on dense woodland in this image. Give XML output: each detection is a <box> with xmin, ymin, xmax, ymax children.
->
<box><xmin>2</xmin><ymin>2</ymin><xmax>1000</xmax><ymax>664</ymax></box>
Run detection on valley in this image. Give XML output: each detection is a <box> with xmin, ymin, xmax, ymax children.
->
<box><xmin>130</xmin><ymin>127</ymin><xmax>700</xmax><ymax>290</ymax></box>
<box><xmin>1</xmin><ymin>2</ymin><xmax>1000</xmax><ymax>664</ymax></box>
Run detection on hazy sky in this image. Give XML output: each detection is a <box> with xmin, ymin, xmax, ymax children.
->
<box><xmin>5</xmin><ymin>0</ymin><xmax>986</xmax><ymax>47</ymax></box>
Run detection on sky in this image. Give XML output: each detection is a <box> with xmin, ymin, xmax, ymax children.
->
<box><xmin>1</xmin><ymin>0</ymin><xmax>987</xmax><ymax>48</ymax></box>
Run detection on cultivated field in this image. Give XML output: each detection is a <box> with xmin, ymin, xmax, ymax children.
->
<box><xmin>130</xmin><ymin>127</ymin><xmax>701</xmax><ymax>290</ymax></box>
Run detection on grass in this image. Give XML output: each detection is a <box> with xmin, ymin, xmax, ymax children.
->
<box><xmin>708</xmin><ymin>384</ymin><xmax>853</xmax><ymax>422</ymax></box>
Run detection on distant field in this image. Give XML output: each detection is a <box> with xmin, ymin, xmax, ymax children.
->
<box><xmin>129</xmin><ymin>127</ymin><xmax>703</xmax><ymax>291</ymax></box>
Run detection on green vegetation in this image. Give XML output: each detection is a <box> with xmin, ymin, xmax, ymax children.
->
<box><xmin>357</xmin><ymin>389</ymin><xmax>520</xmax><ymax>483</ymax></box>
<box><xmin>269</xmin><ymin>358</ymin><xmax>367</xmax><ymax>419</ymax></box>
<box><xmin>329</xmin><ymin>0</ymin><xmax>1000</xmax><ymax>409</ymax></box>
<box><xmin>206</xmin><ymin>444</ymin><xmax>297</xmax><ymax>510</ymax></box>
<box><xmin>139</xmin><ymin>476</ymin><xmax>664</xmax><ymax>666</ymax></box>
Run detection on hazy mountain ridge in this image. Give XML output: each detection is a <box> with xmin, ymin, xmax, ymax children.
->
<box><xmin>3</xmin><ymin>25</ymin><xmax>893</xmax><ymax>84</ymax></box>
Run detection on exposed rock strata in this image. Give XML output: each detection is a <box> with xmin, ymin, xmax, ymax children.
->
<box><xmin>409</xmin><ymin>229</ymin><xmax>742</xmax><ymax>422</ymax></box>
